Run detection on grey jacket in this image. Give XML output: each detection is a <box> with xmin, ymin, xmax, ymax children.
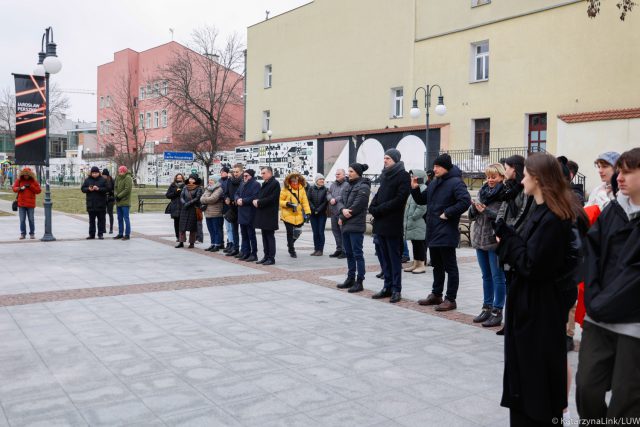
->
<box><xmin>200</xmin><ymin>185</ymin><xmax>224</xmax><ymax>218</ymax></box>
<box><xmin>469</xmin><ymin>199</ymin><xmax>501</xmax><ymax>251</ymax></box>
<box><xmin>327</xmin><ymin>179</ymin><xmax>349</xmax><ymax>217</ymax></box>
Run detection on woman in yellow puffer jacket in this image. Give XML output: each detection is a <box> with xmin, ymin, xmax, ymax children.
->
<box><xmin>280</xmin><ymin>171</ymin><xmax>311</xmax><ymax>257</ymax></box>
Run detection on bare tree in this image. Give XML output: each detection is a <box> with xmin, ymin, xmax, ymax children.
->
<box><xmin>587</xmin><ymin>0</ymin><xmax>636</xmax><ymax>20</ymax></box>
<box><xmin>157</xmin><ymin>26</ymin><xmax>245</xmax><ymax>179</ymax></box>
<box><xmin>102</xmin><ymin>73</ymin><xmax>148</xmax><ymax>182</ymax></box>
<box><xmin>49</xmin><ymin>83</ymin><xmax>71</xmax><ymax>119</ymax></box>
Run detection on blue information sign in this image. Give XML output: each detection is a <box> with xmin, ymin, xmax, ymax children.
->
<box><xmin>163</xmin><ymin>151</ymin><xmax>194</xmax><ymax>161</ymax></box>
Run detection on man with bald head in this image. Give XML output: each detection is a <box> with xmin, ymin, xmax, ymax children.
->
<box><xmin>327</xmin><ymin>168</ymin><xmax>349</xmax><ymax>258</ymax></box>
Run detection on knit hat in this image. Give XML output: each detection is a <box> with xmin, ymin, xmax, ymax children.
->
<box><xmin>102</xmin><ymin>168</ymin><xmax>110</xmax><ymax>176</ymax></box>
<box><xmin>349</xmin><ymin>162</ymin><xmax>369</xmax><ymax>177</ymax></box>
<box><xmin>433</xmin><ymin>153</ymin><xmax>453</xmax><ymax>171</ymax></box>
<box><xmin>315</xmin><ymin>173</ymin><xmax>325</xmax><ymax>183</ymax></box>
<box><xmin>221</xmin><ymin>166</ymin><xmax>230</xmax><ymax>173</ymax></box>
<box><xmin>595</xmin><ymin>151</ymin><xmax>620</xmax><ymax>167</ymax></box>
<box><xmin>245</xmin><ymin>169</ymin><xmax>256</xmax><ymax>178</ymax></box>
<box><xmin>188</xmin><ymin>173</ymin><xmax>199</xmax><ymax>183</ymax></box>
<box><xmin>384</xmin><ymin>148</ymin><xmax>401</xmax><ymax>163</ymax></box>
<box><xmin>118</xmin><ymin>165</ymin><xmax>128</xmax><ymax>174</ymax></box>
<box><xmin>209</xmin><ymin>174</ymin><xmax>221</xmax><ymax>184</ymax></box>
<box><xmin>90</xmin><ymin>166</ymin><xmax>100</xmax><ymax>173</ymax></box>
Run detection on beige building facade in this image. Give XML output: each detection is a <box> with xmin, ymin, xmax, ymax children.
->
<box><xmin>246</xmin><ymin>0</ymin><xmax>640</xmax><ymax>186</ymax></box>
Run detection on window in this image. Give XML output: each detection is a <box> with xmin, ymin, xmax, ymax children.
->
<box><xmin>99</xmin><ymin>120</ymin><xmax>104</xmax><ymax>134</ymax></box>
<box><xmin>100</xmin><ymin>96</ymin><xmax>104</xmax><ymax>109</ymax></box>
<box><xmin>146</xmin><ymin>84</ymin><xmax>152</xmax><ymax>98</ymax></box>
<box><xmin>262</xmin><ymin>110</ymin><xmax>271</xmax><ymax>132</ymax></box>
<box><xmin>471</xmin><ymin>41</ymin><xmax>489</xmax><ymax>82</ymax></box>
<box><xmin>264</xmin><ymin>65</ymin><xmax>272</xmax><ymax>88</ymax></box>
<box><xmin>391</xmin><ymin>87</ymin><xmax>403</xmax><ymax>118</ymax></box>
<box><xmin>139</xmin><ymin>113</ymin><xmax>144</xmax><ymax>129</ymax></box>
<box><xmin>471</xmin><ymin>0</ymin><xmax>491</xmax><ymax>7</ymax></box>
<box><xmin>105</xmin><ymin>120</ymin><xmax>111</xmax><ymax>135</ymax></box>
<box><xmin>161</xmin><ymin>80</ymin><xmax>168</xmax><ymax>96</ymax></box>
<box><xmin>153</xmin><ymin>82</ymin><xmax>159</xmax><ymax>97</ymax></box>
<box><xmin>528</xmin><ymin>114</ymin><xmax>547</xmax><ymax>153</ymax></box>
<box><xmin>161</xmin><ymin>110</ymin><xmax>168</xmax><ymax>127</ymax></box>
<box><xmin>139</xmin><ymin>87</ymin><xmax>145</xmax><ymax>100</ymax></box>
<box><xmin>146</xmin><ymin>112</ymin><xmax>152</xmax><ymax>129</ymax></box>
<box><xmin>474</xmin><ymin>118</ymin><xmax>490</xmax><ymax>156</ymax></box>
<box><xmin>154</xmin><ymin>111</ymin><xmax>159</xmax><ymax>128</ymax></box>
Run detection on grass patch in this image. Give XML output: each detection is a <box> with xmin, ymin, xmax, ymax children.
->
<box><xmin>0</xmin><ymin>210</ymin><xmax>13</xmax><ymax>216</ymax></box>
<box><xmin>0</xmin><ymin>186</ymin><xmax>170</xmax><ymax>214</ymax></box>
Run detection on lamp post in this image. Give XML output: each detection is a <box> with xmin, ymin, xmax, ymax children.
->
<box><xmin>154</xmin><ymin>141</ymin><xmax>160</xmax><ymax>188</ymax></box>
<box><xmin>409</xmin><ymin>84</ymin><xmax>446</xmax><ymax>170</ymax></box>
<box><xmin>33</xmin><ymin>27</ymin><xmax>62</xmax><ymax>242</ymax></box>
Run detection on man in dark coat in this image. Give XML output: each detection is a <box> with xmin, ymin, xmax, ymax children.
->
<box><xmin>234</xmin><ymin>168</ymin><xmax>260</xmax><ymax>261</ymax></box>
<box><xmin>253</xmin><ymin>166</ymin><xmax>281</xmax><ymax>265</ymax></box>
<box><xmin>411</xmin><ymin>153</ymin><xmax>471</xmax><ymax>311</ymax></box>
<box><xmin>577</xmin><ymin>148</ymin><xmax>640</xmax><ymax>422</ymax></box>
<box><xmin>369</xmin><ymin>149</ymin><xmax>411</xmax><ymax>303</ymax></box>
<box><xmin>327</xmin><ymin>169</ymin><xmax>349</xmax><ymax>258</ymax></box>
<box><xmin>81</xmin><ymin>166</ymin><xmax>108</xmax><ymax>240</ymax></box>
<box><xmin>224</xmin><ymin>164</ymin><xmax>243</xmax><ymax>256</ymax></box>
<box><xmin>219</xmin><ymin>166</ymin><xmax>233</xmax><ymax>251</ymax></box>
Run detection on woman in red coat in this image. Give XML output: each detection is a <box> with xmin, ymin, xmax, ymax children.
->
<box><xmin>12</xmin><ymin>167</ymin><xmax>41</xmax><ymax>239</ymax></box>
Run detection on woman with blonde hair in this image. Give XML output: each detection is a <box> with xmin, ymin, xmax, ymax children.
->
<box><xmin>470</xmin><ymin>163</ymin><xmax>507</xmax><ymax>327</ymax></box>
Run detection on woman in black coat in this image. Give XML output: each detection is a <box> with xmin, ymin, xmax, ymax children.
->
<box><xmin>307</xmin><ymin>174</ymin><xmax>329</xmax><ymax>256</ymax></box>
<box><xmin>494</xmin><ymin>153</ymin><xmax>585</xmax><ymax>426</ymax></box>
<box><xmin>166</xmin><ymin>173</ymin><xmax>185</xmax><ymax>241</ymax></box>
<box><xmin>176</xmin><ymin>174</ymin><xmax>203</xmax><ymax>248</ymax></box>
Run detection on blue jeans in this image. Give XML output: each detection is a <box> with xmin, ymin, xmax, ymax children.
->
<box><xmin>206</xmin><ymin>217</ymin><xmax>224</xmax><ymax>246</ymax></box>
<box><xmin>18</xmin><ymin>207</ymin><xmax>35</xmax><ymax>236</ymax></box>
<box><xmin>403</xmin><ymin>240</ymin><xmax>409</xmax><ymax>258</ymax></box>
<box><xmin>240</xmin><ymin>224</ymin><xmax>257</xmax><ymax>256</ymax></box>
<box><xmin>224</xmin><ymin>218</ymin><xmax>234</xmax><ymax>245</ymax></box>
<box><xmin>116</xmin><ymin>206</ymin><xmax>131</xmax><ymax>237</ymax></box>
<box><xmin>476</xmin><ymin>249</ymin><xmax>506</xmax><ymax>309</ymax></box>
<box><xmin>342</xmin><ymin>231</ymin><xmax>365</xmax><ymax>281</ymax></box>
<box><xmin>310</xmin><ymin>214</ymin><xmax>327</xmax><ymax>251</ymax></box>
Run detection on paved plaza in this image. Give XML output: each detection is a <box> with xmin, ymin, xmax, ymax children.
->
<box><xmin>0</xmin><ymin>198</ymin><xmax>582</xmax><ymax>426</ymax></box>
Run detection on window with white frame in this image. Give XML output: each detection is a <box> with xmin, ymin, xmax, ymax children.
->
<box><xmin>146</xmin><ymin>84</ymin><xmax>152</xmax><ymax>98</ymax></box>
<box><xmin>161</xmin><ymin>80</ymin><xmax>168</xmax><ymax>96</ymax></box>
<box><xmin>471</xmin><ymin>41</ymin><xmax>489</xmax><ymax>82</ymax></box>
<box><xmin>106</xmin><ymin>96</ymin><xmax>111</xmax><ymax>107</ymax></box>
<box><xmin>100</xmin><ymin>96</ymin><xmax>104</xmax><ymax>109</ymax></box>
<box><xmin>153</xmin><ymin>82</ymin><xmax>159</xmax><ymax>97</ymax></box>
<box><xmin>471</xmin><ymin>0</ymin><xmax>491</xmax><ymax>7</ymax></box>
<box><xmin>161</xmin><ymin>110</ymin><xmax>167</xmax><ymax>127</ymax></box>
<box><xmin>105</xmin><ymin>120</ymin><xmax>111</xmax><ymax>135</ymax></box>
<box><xmin>146</xmin><ymin>112</ymin><xmax>152</xmax><ymax>129</ymax></box>
<box><xmin>391</xmin><ymin>87</ymin><xmax>404</xmax><ymax>118</ymax></box>
<box><xmin>264</xmin><ymin>65</ymin><xmax>272</xmax><ymax>88</ymax></box>
<box><xmin>139</xmin><ymin>113</ymin><xmax>144</xmax><ymax>129</ymax></box>
<box><xmin>139</xmin><ymin>87</ymin><xmax>145</xmax><ymax>100</ymax></box>
<box><xmin>154</xmin><ymin>111</ymin><xmax>159</xmax><ymax>128</ymax></box>
<box><xmin>262</xmin><ymin>110</ymin><xmax>271</xmax><ymax>132</ymax></box>
<box><xmin>99</xmin><ymin>120</ymin><xmax>104</xmax><ymax>134</ymax></box>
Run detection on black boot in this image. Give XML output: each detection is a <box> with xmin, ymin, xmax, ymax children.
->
<box><xmin>473</xmin><ymin>304</ymin><xmax>493</xmax><ymax>323</ymax></box>
<box><xmin>205</xmin><ymin>245</ymin><xmax>215</xmax><ymax>251</ymax></box>
<box><xmin>371</xmin><ymin>288</ymin><xmax>392</xmax><ymax>299</ymax></box>
<box><xmin>329</xmin><ymin>250</ymin><xmax>342</xmax><ymax>258</ymax></box>
<box><xmin>226</xmin><ymin>248</ymin><xmax>239</xmax><ymax>256</ymax></box>
<box><xmin>175</xmin><ymin>242</ymin><xmax>184</xmax><ymax>248</ymax></box>
<box><xmin>482</xmin><ymin>309</ymin><xmax>503</xmax><ymax>328</ymax></box>
<box><xmin>389</xmin><ymin>292</ymin><xmax>401</xmax><ymax>303</ymax></box>
<box><xmin>348</xmin><ymin>279</ymin><xmax>363</xmax><ymax>293</ymax></box>
<box><xmin>375</xmin><ymin>272</ymin><xmax>384</xmax><ymax>279</ymax></box>
<box><xmin>337</xmin><ymin>277</ymin><xmax>355</xmax><ymax>289</ymax></box>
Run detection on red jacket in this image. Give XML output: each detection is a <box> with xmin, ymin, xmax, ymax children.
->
<box><xmin>12</xmin><ymin>168</ymin><xmax>42</xmax><ymax>208</ymax></box>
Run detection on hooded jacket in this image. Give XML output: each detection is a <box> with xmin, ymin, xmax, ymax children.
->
<box><xmin>369</xmin><ymin>161</ymin><xmax>411</xmax><ymax>238</ymax></box>
<box><xmin>114</xmin><ymin>172</ymin><xmax>133</xmax><ymax>207</ymax></box>
<box><xmin>584</xmin><ymin>195</ymin><xmax>640</xmax><ymax>330</ymax></box>
<box><xmin>81</xmin><ymin>174</ymin><xmax>108</xmax><ymax>212</ymax></box>
<box><xmin>403</xmin><ymin>169</ymin><xmax>427</xmax><ymax>241</ymax></box>
<box><xmin>200</xmin><ymin>183</ymin><xmax>224</xmax><ymax>218</ymax></box>
<box><xmin>340</xmin><ymin>177</ymin><xmax>371</xmax><ymax>234</ymax></box>
<box><xmin>13</xmin><ymin>168</ymin><xmax>41</xmax><ymax>208</ymax></box>
<box><xmin>411</xmin><ymin>165</ymin><xmax>471</xmax><ymax>247</ymax></box>
<box><xmin>280</xmin><ymin>172</ymin><xmax>311</xmax><ymax>226</ymax></box>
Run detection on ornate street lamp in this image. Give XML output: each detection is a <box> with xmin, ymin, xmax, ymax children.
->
<box><xmin>410</xmin><ymin>84</ymin><xmax>446</xmax><ymax>169</ymax></box>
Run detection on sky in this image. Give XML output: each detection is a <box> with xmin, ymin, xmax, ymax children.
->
<box><xmin>0</xmin><ymin>0</ymin><xmax>310</xmax><ymax>123</ymax></box>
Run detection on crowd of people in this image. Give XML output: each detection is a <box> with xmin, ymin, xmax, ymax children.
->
<box><xmin>9</xmin><ymin>145</ymin><xmax>639</xmax><ymax>424</ymax></box>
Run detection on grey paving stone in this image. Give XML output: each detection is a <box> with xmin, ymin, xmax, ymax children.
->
<box><xmin>445</xmin><ymin>394</ymin><xmax>508</xmax><ymax>426</ymax></box>
<box><xmin>357</xmin><ymin>390</ymin><xmax>433</xmax><ymax>419</ymax></box>
<box><xmin>9</xmin><ymin>411</ymin><xmax>88</xmax><ymax>427</ymax></box>
<box><xmin>195</xmin><ymin>376</ymin><xmax>271</xmax><ymax>404</ymax></box>
<box><xmin>274</xmin><ymin>384</ymin><xmax>346</xmax><ymax>412</ymax></box>
<box><xmin>222</xmin><ymin>393</ymin><xmax>297</xmax><ymax>425</ymax></box>
<box><xmin>76</xmin><ymin>398</ymin><xmax>163</xmax><ymax>426</ymax></box>
<box><xmin>138</xmin><ymin>387</ymin><xmax>213</xmax><ymax>417</ymax></box>
<box><xmin>2</xmin><ymin>389</ymin><xmax>77</xmax><ymax>422</ymax></box>
<box><xmin>394</xmin><ymin>406</ymin><xmax>483</xmax><ymax>427</ymax></box>
<box><xmin>306</xmin><ymin>401</ymin><xmax>391</xmax><ymax>426</ymax></box>
<box><xmin>161</xmin><ymin>405</ymin><xmax>242</xmax><ymax>427</ymax></box>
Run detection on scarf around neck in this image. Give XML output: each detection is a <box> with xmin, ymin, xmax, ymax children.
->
<box><xmin>479</xmin><ymin>182</ymin><xmax>505</xmax><ymax>205</ymax></box>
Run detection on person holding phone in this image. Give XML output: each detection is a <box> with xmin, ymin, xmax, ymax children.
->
<box><xmin>81</xmin><ymin>166</ymin><xmax>108</xmax><ymax>240</ymax></box>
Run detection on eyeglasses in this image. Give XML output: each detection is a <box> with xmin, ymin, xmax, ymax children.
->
<box><xmin>243</xmin><ymin>174</ymin><xmax>250</xmax><ymax>177</ymax></box>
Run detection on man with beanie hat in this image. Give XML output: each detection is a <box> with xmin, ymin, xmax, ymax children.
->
<box><xmin>327</xmin><ymin>168</ymin><xmax>349</xmax><ymax>258</ymax></box>
<box><xmin>219</xmin><ymin>166</ymin><xmax>233</xmax><ymax>251</ymax></box>
<box><xmin>224</xmin><ymin>164</ymin><xmax>244</xmax><ymax>256</ymax></box>
<box><xmin>587</xmin><ymin>151</ymin><xmax>620</xmax><ymax>210</ymax></box>
<box><xmin>81</xmin><ymin>166</ymin><xmax>108</xmax><ymax>239</ymax></box>
<box><xmin>369</xmin><ymin>149</ymin><xmax>411</xmax><ymax>303</ymax></box>
<box><xmin>411</xmin><ymin>153</ymin><xmax>471</xmax><ymax>311</ymax></box>
<box><xmin>234</xmin><ymin>168</ymin><xmax>260</xmax><ymax>261</ymax></box>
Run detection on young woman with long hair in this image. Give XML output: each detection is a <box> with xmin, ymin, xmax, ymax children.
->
<box><xmin>494</xmin><ymin>153</ymin><xmax>586</xmax><ymax>426</ymax></box>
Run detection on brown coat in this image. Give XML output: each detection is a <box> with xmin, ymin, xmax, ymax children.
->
<box><xmin>200</xmin><ymin>185</ymin><xmax>224</xmax><ymax>218</ymax></box>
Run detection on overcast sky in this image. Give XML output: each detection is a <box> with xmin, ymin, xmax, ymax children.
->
<box><xmin>0</xmin><ymin>0</ymin><xmax>310</xmax><ymax>123</ymax></box>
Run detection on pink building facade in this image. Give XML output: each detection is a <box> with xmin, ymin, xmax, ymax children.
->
<box><xmin>96</xmin><ymin>42</ymin><xmax>243</xmax><ymax>156</ymax></box>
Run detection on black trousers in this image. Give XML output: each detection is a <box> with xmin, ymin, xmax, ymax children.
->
<box><xmin>88</xmin><ymin>210</ymin><xmax>106</xmax><ymax>237</ymax></box>
<box><xmin>378</xmin><ymin>235</ymin><xmax>403</xmax><ymax>293</ymax></box>
<box><xmin>106</xmin><ymin>201</ymin><xmax>114</xmax><ymax>231</ymax></box>
<box><xmin>509</xmin><ymin>408</ymin><xmax>559</xmax><ymax>427</ymax></box>
<box><xmin>284</xmin><ymin>222</ymin><xmax>298</xmax><ymax>253</ymax></box>
<box><xmin>261</xmin><ymin>230</ymin><xmax>276</xmax><ymax>260</ymax></box>
<box><xmin>430</xmin><ymin>246</ymin><xmax>459</xmax><ymax>301</ymax></box>
<box><xmin>411</xmin><ymin>240</ymin><xmax>426</xmax><ymax>262</ymax></box>
<box><xmin>173</xmin><ymin>217</ymin><xmax>180</xmax><ymax>240</ymax></box>
<box><xmin>576</xmin><ymin>321</ymin><xmax>640</xmax><ymax>421</ymax></box>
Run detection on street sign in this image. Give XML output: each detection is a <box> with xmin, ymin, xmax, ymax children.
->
<box><xmin>163</xmin><ymin>151</ymin><xmax>194</xmax><ymax>161</ymax></box>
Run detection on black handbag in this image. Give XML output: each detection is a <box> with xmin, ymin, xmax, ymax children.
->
<box><xmin>224</xmin><ymin>207</ymin><xmax>238</xmax><ymax>223</ymax></box>
<box><xmin>12</xmin><ymin>197</ymin><xmax>18</xmax><ymax>212</ymax></box>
